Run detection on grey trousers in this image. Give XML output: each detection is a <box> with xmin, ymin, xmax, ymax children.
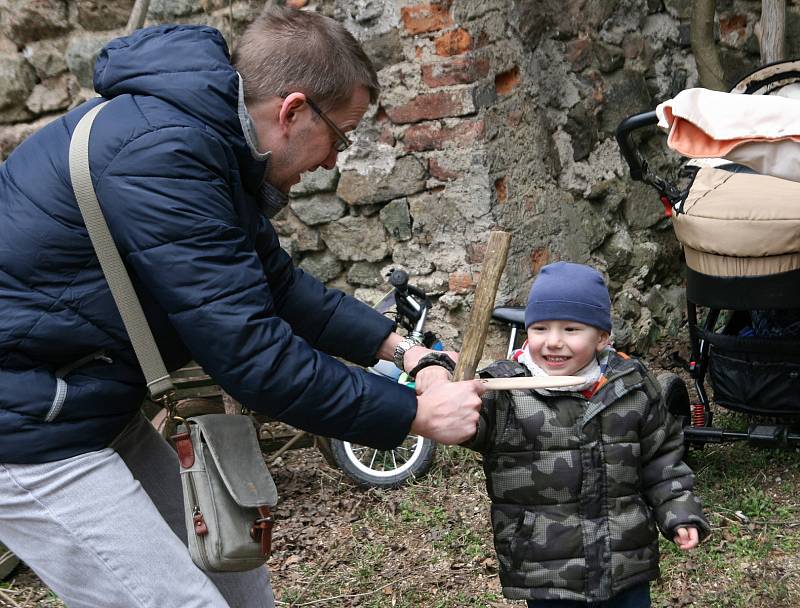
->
<box><xmin>0</xmin><ymin>413</ymin><xmax>275</xmax><ymax>608</ymax></box>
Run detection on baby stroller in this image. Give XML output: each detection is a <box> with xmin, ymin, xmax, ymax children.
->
<box><xmin>615</xmin><ymin>61</ymin><xmax>800</xmax><ymax>449</ymax></box>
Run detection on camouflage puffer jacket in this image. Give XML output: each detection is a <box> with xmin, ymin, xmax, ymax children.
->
<box><xmin>465</xmin><ymin>350</ymin><xmax>710</xmax><ymax>602</ymax></box>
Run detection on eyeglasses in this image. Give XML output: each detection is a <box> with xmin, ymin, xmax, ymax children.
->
<box><xmin>303</xmin><ymin>96</ymin><xmax>352</xmax><ymax>153</ymax></box>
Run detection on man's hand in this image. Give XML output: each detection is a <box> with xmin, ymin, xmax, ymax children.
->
<box><xmin>411</xmin><ymin>380</ymin><xmax>485</xmax><ymax>445</ymax></box>
<box><xmin>673</xmin><ymin>526</ymin><xmax>699</xmax><ymax>550</ymax></box>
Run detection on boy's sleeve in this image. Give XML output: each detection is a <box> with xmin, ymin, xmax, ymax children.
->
<box><xmin>460</xmin><ymin>390</ymin><xmax>498</xmax><ymax>453</ymax></box>
<box><xmin>638</xmin><ymin>371</ymin><xmax>711</xmax><ymax>541</ymax></box>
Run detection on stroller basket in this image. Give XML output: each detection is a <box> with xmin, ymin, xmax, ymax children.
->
<box><xmin>698</xmin><ymin>328</ymin><xmax>800</xmax><ymax>417</ymax></box>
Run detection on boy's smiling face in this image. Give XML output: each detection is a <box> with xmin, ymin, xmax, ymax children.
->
<box><xmin>526</xmin><ymin>320</ymin><xmax>610</xmax><ymax>376</ymax></box>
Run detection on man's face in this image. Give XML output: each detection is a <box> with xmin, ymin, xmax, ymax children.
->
<box><xmin>526</xmin><ymin>320</ymin><xmax>609</xmax><ymax>376</ymax></box>
<box><xmin>253</xmin><ymin>85</ymin><xmax>371</xmax><ymax>193</ymax></box>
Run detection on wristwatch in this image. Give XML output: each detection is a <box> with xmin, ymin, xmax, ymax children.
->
<box><xmin>393</xmin><ymin>335</ymin><xmax>422</xmax><ymax>371</ymax></box>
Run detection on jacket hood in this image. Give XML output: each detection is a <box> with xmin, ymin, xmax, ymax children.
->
<box><xmin>94</xmin><ymin>25</ymin><xmax>247</xmax><ymax>158</ymax></box>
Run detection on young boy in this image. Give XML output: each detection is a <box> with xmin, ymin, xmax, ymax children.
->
<box><xmin>465</xmin><ymin>262</ymin><xmax>710</xmax><ymax>607</ymax></box>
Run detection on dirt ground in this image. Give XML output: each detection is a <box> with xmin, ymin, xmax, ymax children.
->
<box><xmin>2</xmin><ymin>339</ymin><xmax>799</xmax><ymax>607</ymax></box>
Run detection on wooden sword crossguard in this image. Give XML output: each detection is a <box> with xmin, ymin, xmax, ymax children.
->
<box><xmin>480</xmin><ymin>376</ymin><xmax>587</xmax><ymax>390</ymax></box>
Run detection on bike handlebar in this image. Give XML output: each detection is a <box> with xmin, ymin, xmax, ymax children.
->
<box><xmin>388</xmin><ymin>268</ymin><xmax>409</xmax><ymax>291</ymax></box>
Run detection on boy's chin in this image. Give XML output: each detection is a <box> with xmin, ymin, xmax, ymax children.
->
<box><xmin>538</xmin><ymin>360</ymin><xmax>577</xmax><ymax>376</ymax></box>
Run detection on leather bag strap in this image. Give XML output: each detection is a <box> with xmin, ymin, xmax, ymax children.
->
<box><xmin>68</xmin><ymin>101</ymin><xmax>175</xmax><ymax>401</ymax></box>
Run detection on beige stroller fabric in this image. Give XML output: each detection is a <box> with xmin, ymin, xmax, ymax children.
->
<box><xmin>656</xmin><ymin>88</ymin><xmax>800</xmax><ymax>182</ymax></box>
<box><xmin>674</xmin><ymin>167</ymin><xmax>800</xmax><ymax>277</ymax></box>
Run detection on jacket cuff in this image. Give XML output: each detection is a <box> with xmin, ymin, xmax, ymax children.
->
<box><xmin>339</xmin><ymin>370</ymin><xmax>417</xmax><ymax>449</ymax></box>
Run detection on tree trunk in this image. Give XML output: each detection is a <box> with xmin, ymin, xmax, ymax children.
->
<box><xmin>757</xmin><ymin>0</ymin><xmax>786</xmax><ymax>64</ymax></box>
<box><xmin>691</xmin><ymin>0</ymin><xmax>726</xmax><ymax>91</ymax></box>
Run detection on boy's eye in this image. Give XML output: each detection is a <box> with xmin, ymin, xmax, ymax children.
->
<box><xmin>530</xmin><ymin>325</ymin><xmax>547</xmax><ymax>332</ymax></box>
<box><xmin>564</xmin><ymin>326</ymin><xmax>582</xmax><ymax>332</ymax></box>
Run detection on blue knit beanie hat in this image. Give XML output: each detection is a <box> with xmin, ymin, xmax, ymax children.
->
<box><xmin>524</xmin><ymin>262</ymin><xmax>612</xmax><ymax>332</ymax></box>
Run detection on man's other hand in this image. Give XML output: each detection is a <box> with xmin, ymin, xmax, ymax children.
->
<box><xmin>410</xmin><ymin>380</ymin><xmax>485</xmax><ymax>445</ymax></box>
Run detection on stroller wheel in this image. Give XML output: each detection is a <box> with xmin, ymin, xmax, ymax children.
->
<box><xmin>658</xmin><ymin>372</ymin><xmax>691</xmax><ymax>425</ymax></box>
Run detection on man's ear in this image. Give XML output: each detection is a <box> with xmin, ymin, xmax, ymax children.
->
<box><xmin>278</xmin><ymin>92</ymin><xmax>307</xmax><ymax>133</ymax></box>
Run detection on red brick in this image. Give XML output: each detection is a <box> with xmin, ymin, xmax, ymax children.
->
<box><xmin>494</xmin><ymin>176</ymin><xmax>507</xmax><ymax>204</ymax></box>
<box><xmin>285</xmin><ymin>0</ymin><xmax>307</xmax><ymax>7</ymax></box>
<box><xmin>466</xmin><ymin>242</ymin><xmax>486</xmax><ymax>264</ymax></box>
<box><xmin>435</xmin><ymin>28</ymin><xmax>472</xmax><ymax>56</ymax></box>
<box><xmin>566</xmin><ymin>38</ymin><xmax>592</xmax><ymax>71</ymax></box>
<box><xmin>719</xmin><ymin>13</ymin><xmax>748</xmax><ymax>46</ymax></box>
<box><xmin>429</xmin><ymin>158</ymin><xmax>459</xmax><ymax>181</ymax></box>
<box><xmin>386</xmin><ymin>89</ymin><xmax>473</xmax><ymax>124</ymax></box>
<box><xmin>530</xmin><ymin>248</ymin><xmax>550</xmax><ymax>274</ymax></box>
<box><xmin>403</xmin><ymin>118</ymin><xmax>484</xmax><ymax>152</ymax></box>
<box><xmin>506</xmin><ymin>109</ymin><xmax>523</xmax><ymax>127</ymax></box>
<box><xmin>401</xmin><ymin>3</ymin><xmax>453</xmax><ymax>35</ymax></box>
<box><xmin>422</xmin><ymin>56</ymin><xmax>490</xmax><ymax>88</ymax></box>
<box><xmin>448</xmin><ymin>271</ymin><xmax>474</xmax><ymax>294</ymax></box>
<box><xmin>495</xmin><ymin>66</ymin><xmax>520</xmax><ymax>96</ymax></box>
<box><xmin>379</xmin><ymin>126</ymin><xmax>396</xmax><ymax>146</ymax></box>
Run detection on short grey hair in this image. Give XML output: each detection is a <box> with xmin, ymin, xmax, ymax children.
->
<box><xmin>232</xmin><ymin>6</ymin><xmax>379</xmax><ymax>111</ymax></box>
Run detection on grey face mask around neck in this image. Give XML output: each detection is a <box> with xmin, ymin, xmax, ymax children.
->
<box><xmin>237</xmin><ymin>73</ymin><xmax>289</xmax><ymax>218</ymax></box>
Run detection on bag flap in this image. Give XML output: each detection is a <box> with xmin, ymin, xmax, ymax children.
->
<box><xmin>189</xmin><ymin>414</ymin><xmax>278</xmax><ymax>508</ymax></box>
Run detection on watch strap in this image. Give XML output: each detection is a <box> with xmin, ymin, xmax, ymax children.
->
<box><xmin>393</xmin><ymin>335</ymin><xmax>422</xmax><ymax>370</ymax></box>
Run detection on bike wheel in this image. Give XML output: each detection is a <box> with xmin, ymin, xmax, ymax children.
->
<box><xmin>329</xmin><ymin>435</ymin><xmax>436</xmax><ymax>488</ymax></box>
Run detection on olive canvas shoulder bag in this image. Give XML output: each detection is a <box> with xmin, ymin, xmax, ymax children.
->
<box><xmin>68</xmin><ymin>101</ymin><xmax>278</xmax><ymax>572</ymax></box>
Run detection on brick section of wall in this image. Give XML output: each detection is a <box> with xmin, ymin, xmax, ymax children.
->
<box><xmin>494</xmin><ymin>176</ymin><xmax>507</xmax><ymax>203</ymax></box>
<box><xmin>494</xmin><ymin>66</ymin><xmax>520</xmax><ymax>95</ymax></box>
<box><xmin>385</xmin><ymin>88</ymin><xmax>476</xmax><ymax>124</ymax></box>
<box><xmin>400</xmin><ymin>3</ymin><xmax>453</xmax><ymax>35</ymax></box>
<box><xmin>403</xmin><ymin>118</ymin><xmax>484</xmax><ymax>152</ymax></box>
<box><xmin>421</xmin><ymin>55</ymin><xmax>490</xmax><ymax>87</ymax></box>
<box><xmin>434</xmin><ymin>28</ymin><xmax>472</xmax><ymax>56</ymax></box>
<box><xmin>448</xmin><ymin>271</ymin><xmax>475</xmax><ymax>294</ymax></box>
<box><xmin>429</xmin><ymin>158</ymin><xmax>459</xmax><ymax>181</ymax></box>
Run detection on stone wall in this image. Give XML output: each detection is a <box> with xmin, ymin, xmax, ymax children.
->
<box><xmin>0</xmin><ymin>0</ymin><xmax>786</xmax><ymax>358</ymax></box>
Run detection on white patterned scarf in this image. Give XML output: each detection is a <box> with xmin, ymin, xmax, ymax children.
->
<box><xmin>513</xmin><ymin>340</ymin><xmax>604</xmax><ymax>393</ymax></box>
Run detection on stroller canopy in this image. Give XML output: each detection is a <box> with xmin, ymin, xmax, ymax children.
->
<box><xmin>655</xmin><ymin>61</ymin><xmax>800</xmax><ymax>279</ymax></box>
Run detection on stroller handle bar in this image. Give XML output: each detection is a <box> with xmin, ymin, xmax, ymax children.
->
<box><xmin>615</xmin><ymin>110</ymin><xmax>683</xmax><ymax>210</ymax></box>
<box><xmin>615</xmin><ymin>110</ymin><xmax>658</xmax><ymax>181</ymax></box>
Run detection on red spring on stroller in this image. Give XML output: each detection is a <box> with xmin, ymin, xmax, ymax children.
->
<box><xmin>691</xmin><ymin>403</ymin><xmax>705</xmax><ymax>427</ymax></box>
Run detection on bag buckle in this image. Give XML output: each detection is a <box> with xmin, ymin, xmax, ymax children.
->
<box><xmin>250</xmin><ymin>506</ymin><xmax>274</xmax><ymax>557</ymax></box>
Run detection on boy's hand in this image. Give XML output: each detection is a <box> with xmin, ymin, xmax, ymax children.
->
<box><xmin>673</xmin><ymin>526</ymin><xmax>699</xmax><ymax>550</ymax></box>
<box><xmin>414</xmin><ymin>365</ymin><xmax>452</xmax><ymax>394</ymax></box>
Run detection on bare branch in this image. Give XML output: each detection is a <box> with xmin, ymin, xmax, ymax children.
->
<box><xmin>125</xmin><ymin>0</ymin><xmax>151</xmax><ymax>36</ymax></box>
<box><xmin>690</xmin><ymin>0</ymin><xmax>727</xmax><ymax>91</ymax></box>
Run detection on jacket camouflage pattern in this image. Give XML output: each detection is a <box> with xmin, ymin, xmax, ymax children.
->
<box><xmin>465</xmin><ymin>349</ymin><xmax>710</xmax><ymax>602</ymax></box>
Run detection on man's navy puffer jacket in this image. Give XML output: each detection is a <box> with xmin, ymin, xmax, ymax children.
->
<box><xmin>0</xmin><ymin>25</ymin><xmax>417</xmax><ymax>464</ymax></box>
